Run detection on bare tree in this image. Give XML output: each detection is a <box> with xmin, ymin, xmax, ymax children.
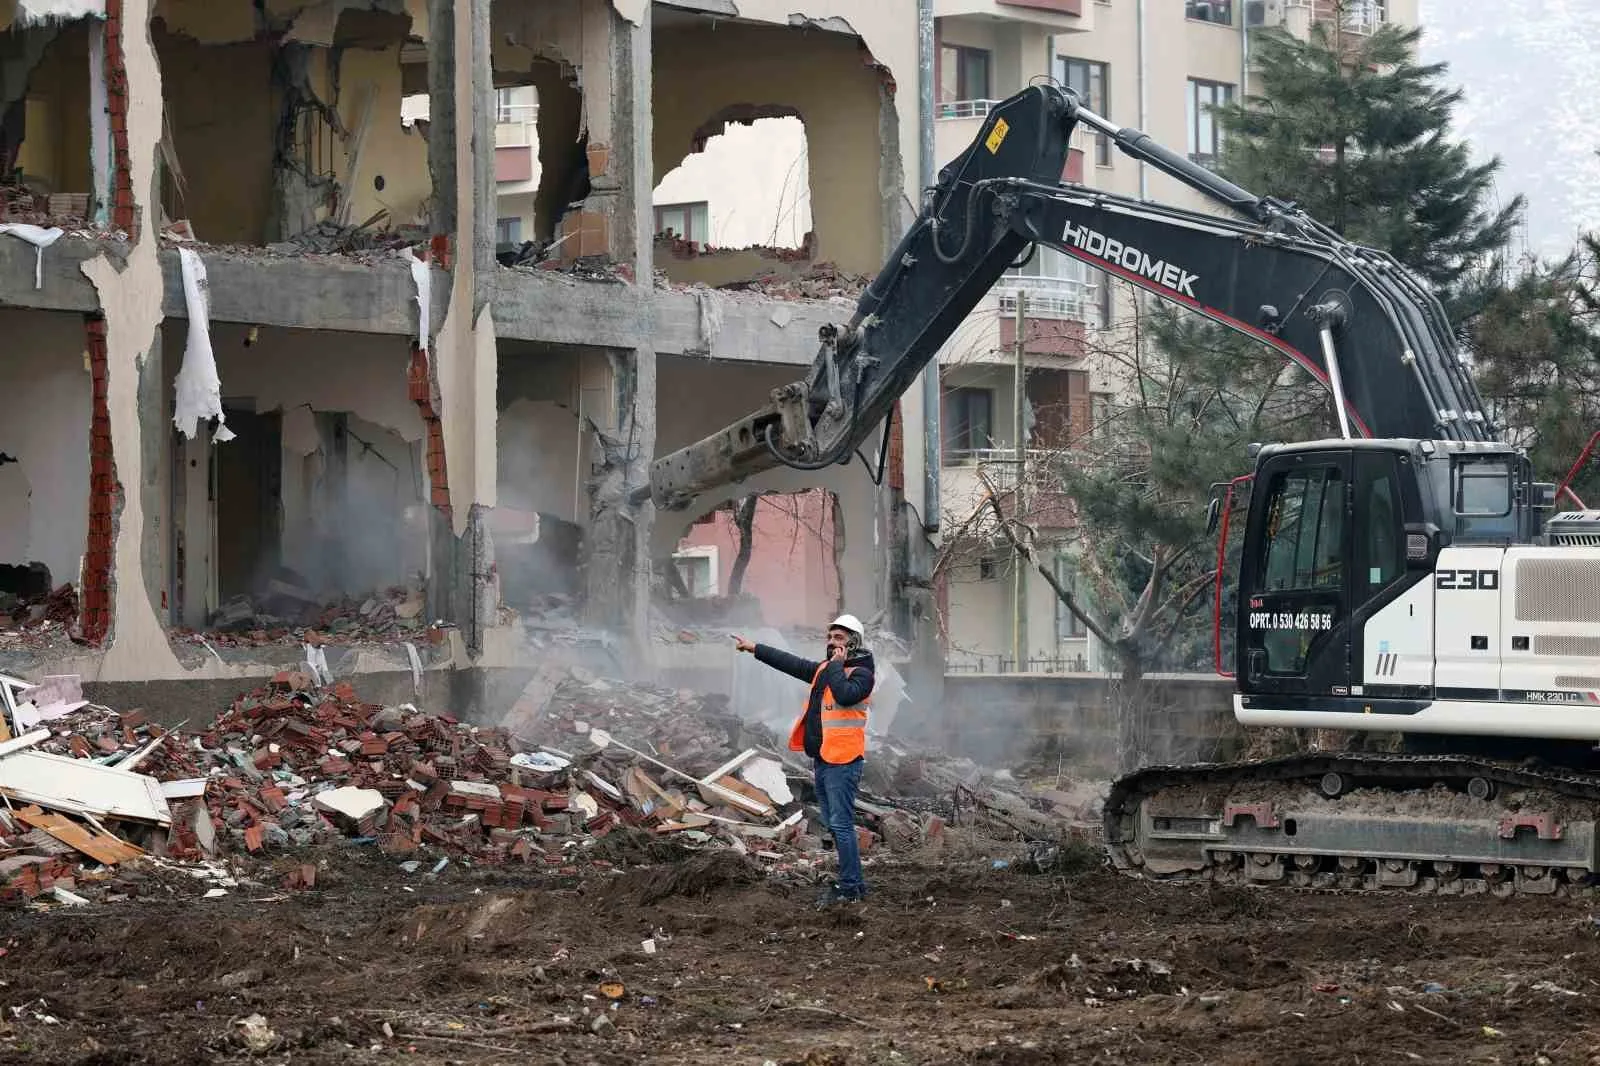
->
<box><xmin>935</xmin><ymin>290</ymin><xmax>1330</xmax><ymax>770</ymax></box>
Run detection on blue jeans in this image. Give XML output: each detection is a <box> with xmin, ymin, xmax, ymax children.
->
<box><xmin>814</xmin><ymin>757</ymin><xmax>865</xmax><ymax>897</ymax></box>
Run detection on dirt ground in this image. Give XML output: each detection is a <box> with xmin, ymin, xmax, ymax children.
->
<box><xmin>3</xmin><ymin>835</ymin><xmax>1600</xmax><ymax>1066</ymax></box>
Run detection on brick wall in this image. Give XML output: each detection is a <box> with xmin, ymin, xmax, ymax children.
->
<box><xmin>408</xmin><ymin>347</ymin><xmax>451</xmax><ymax>522</ymax></box>
<box><xmin>887</xmin><ymin>399</ymin><xmax>905</xmax><ymax>491</ymax></box>
<box><xmin>102</xmin><ymin>0</ymin><xmax>136</xmax><ymax>238</ymax></box>
<box><xmin>82</xmin><ymin>316</ymin><xmax>117</xmax><ymax>645</ymax></box>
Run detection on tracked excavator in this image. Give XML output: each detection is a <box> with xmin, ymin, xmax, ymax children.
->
<box><xmin>646</xmin><ymin>83</ymin><xmax>1600</xmax><ymax>897</ymax></box>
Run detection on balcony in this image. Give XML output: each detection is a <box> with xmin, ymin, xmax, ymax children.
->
<box><xmin>938</xmin><ymin>98</ymin><xmax>1001</xmax><ymax>121</ymax></box>
<box><xmin>941</xmin><ymin>448</ymin><xmax>1077</xmax><ymax>529</ymax></box>
<box><xmin>995</xmin><ymin>275</ymin><xmax>1095</xmax><ymax>322</ymax></box>
<box><xmin>935</xmin><ymin>0</ymin><xmax>1089</xmax><ymax>31</ymax></box>
<box><xmin>1339</xmin><ymin>0</ymin><xmax>1387</xmax><ymax>33</ymax></box>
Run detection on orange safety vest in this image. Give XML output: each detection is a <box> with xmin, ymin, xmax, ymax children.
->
<box><xmin>789</xmin><ymin>661</ymin><xmax>870</xmax><ymax>764</ymax></box>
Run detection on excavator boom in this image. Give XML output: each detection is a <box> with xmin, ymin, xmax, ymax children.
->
<box><xmin>646</xmin><ymin>84</ymin><xmax>1600</xmax><ymax>901</ymax></box>
<box><xmin>647</xmin><ymin>84</ymin><xmax>1493</xmax><ymax>512</ymax></box>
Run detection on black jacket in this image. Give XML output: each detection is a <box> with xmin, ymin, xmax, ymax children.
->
<box><xmin>753</xmin><ymin>644</ymin><xmax>876</xmax><ymax>762</ymax></box>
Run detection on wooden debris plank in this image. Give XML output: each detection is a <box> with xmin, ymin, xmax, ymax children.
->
<box><xmin>15</xmin><ymin>805</ymin><xmax>144</xmax><ymax>865</ymax></box>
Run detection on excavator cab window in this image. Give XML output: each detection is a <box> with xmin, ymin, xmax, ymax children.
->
<box><xmin>1357</xmin><ymin>453</ymin><xmax>1404</xmax><ymax>592</ymax></box>
<box><xmin>1259</xmin><ymin>467</ymin><xmax>1345</xmax><ymax>593</ymax></box>
<box><xmin>1453</xmin><ymin>457</ymin><xmax>1516</xmax><ymax>543</ymax></box>
<box><xmin>1250</xmin><ymin>463</ymin><xmax>1347</xmax><ymax>678</ymax></box>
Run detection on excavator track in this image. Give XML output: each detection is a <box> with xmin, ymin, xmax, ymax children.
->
<box><xmin>1103</xmin><ymin>752</ymin><xmax>1600</xmax><ymax>897</ymax></box>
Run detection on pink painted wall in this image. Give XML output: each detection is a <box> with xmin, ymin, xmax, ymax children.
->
<box><xmin>678</xmin><ymin>490</ymin><xmax>840</xmax><ymax>627</ymax></box>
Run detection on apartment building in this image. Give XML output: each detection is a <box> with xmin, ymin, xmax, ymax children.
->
<box><xmin>932</xmin><ymin>0</ymin><xmax>1419</xmax><ymax>673</ymax></box>
<box><xmin>0</xmin><ymin>0</ymin><xmax>939</xmax><ymax>710</ymax></box>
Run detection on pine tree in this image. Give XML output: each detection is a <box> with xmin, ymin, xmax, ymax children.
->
<box><xmin>1470</xmin><ymin>234</ymin><xmax>1600</xmax><ymax>499</ymax></box>
<box><xmin>1213</xmin><ymin>6</ymin><xmax>1523</xmax><ymax>311</ymax></box>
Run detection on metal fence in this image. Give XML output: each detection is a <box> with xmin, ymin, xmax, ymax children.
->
<box><xmin>937</xmin><ymin>99</ymin><xmax>1001</xmax><ymax>121</ymax></box>
<box><xmin>947</xmin><ymin>653</ymin><xmax>1092</xmax><ymax>675</ymax></box>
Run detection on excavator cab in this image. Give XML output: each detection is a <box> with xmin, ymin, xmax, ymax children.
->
<box><xmin>1229</xmin><ymin>438</ymin><xmax>1545</xmax><ymax>711</ymax></box>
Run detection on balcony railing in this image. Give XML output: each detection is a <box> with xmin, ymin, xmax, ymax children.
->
<box><xmin>1341</xmin><ymin>0</ymin><xmax>1386</xmax><ymax>33</ymax></box>
<box><xmin>942</xmin><ymin>446</ymin><xmax>1060</xmax><ymax>479</ymax></box>
<box><xmin>495</xmin><ymin>103</ymin><xmax>540</xmax><ymax>124</ymax></box>
<box><xmin>994</xmin><ymin>275</ymin><xmax>1098</xmax><ymax>323</ymax></box>
<box><xmin>938</xmin><ymin>98</ymin><xmax>1001</xmax><ymax>121</ymax></box>
<box><xmin>947</xmin><ymin>653</ymin><xmax>1091</xmax><ymax>675</ymax></box>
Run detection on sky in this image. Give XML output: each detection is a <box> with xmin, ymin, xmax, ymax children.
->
<box><xmin>1418</xmin><ymin>0</ymin><xmax>1600</xmax><ymax>262</ymax></box>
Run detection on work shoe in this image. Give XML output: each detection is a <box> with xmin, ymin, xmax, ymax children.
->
<box><xmin>814</xmin><ymin>882</ymin><xmax>866</xmax><ymax>908</ymax></box>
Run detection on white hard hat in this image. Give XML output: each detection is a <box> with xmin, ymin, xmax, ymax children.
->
<box><xmin>828</xmin><ymin>613</ymin><xmax>865</xmax><ymax>639</ymax></box>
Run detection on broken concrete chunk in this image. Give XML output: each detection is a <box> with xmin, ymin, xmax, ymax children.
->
<box><xmin>311</xmin><ymin>787</ymin><xmax>388</xmax><ymax>834</ymax></box>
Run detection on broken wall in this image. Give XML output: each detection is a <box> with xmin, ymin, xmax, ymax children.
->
<box><xmin>0</xmin><ymin>310</ymin><xmax>92</xmax><ymax>590</ymax></box>
<box><xmin>162</xmin><ymin>322</ymin><xmax>426</xmax><ymax>625</ymax></box>
<box><xmin>306</xmin><ymin>17</ymin><xmax>432</xmax><ymax>232</ymax></box>
<box><xmin>493</xmin><ymin>343</ymin><xmax>614</xmax><ymax>612</ymax></box>
<box><xmin>675</xmin><ymin>489</ymin><xmax>840</xmax><ymax>626</ymax></box>
<box><xmin>653</xmin><ymin>18</ymin><xmax>887</xmax><ymax>278</ymax></box>
<box><xmin>8</xmin><ymin>19</ymin><xmax>92</xmax><ymax>206</ymax></box>
<box><xmin>491</xmin><ymin>0</ymin><xmax>615</xmax><ymax>258</ymax></box>
<box><xmin>150</xmin><ymin>2</ymin><xmax>431</xmax><ymax>244</ymax></box>
<box><xmin>150</xmin><ymin>25</ymin><xmax>276</xmax><ymax>243</ymax></box>
<box><xmin>652</xmin><ymin>355</ymin><xmax>878</xmax><ymax>624</ymax></box>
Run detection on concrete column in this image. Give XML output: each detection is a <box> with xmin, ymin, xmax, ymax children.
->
<box><xmin>622</xmin><ymin>4</ymin><xmax>656</xmax><ymax>663</ymax></box>
<box><xmin>83</xmin><ymin>0</ymin><xmax>183</xmax><ymax>678</ymax></box>
<box><xmin>137</xmin><ymin>326</ymin><xmax>165</xmax><ymax>626</ymax></box>
<box><xmin>420</xmin><ymin>0</ymin><xmax>500</xmax><ymax>656</ymax></box>
<box><xmin>580</xmin><ymin>3</ymin><xmax>655</xmax><ymax>658</ymax></box>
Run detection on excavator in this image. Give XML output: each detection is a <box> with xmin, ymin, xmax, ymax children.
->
<box><xmin>646</xmin><ymin>83</ymin><xmax>1600</xmax><ymax>898</ymax></box>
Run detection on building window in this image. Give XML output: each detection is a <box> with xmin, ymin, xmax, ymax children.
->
<box><xmin>1057</xmin><ymin>57</ymin><xmax>1110</xmax><ymax>166</ymax></box>
<box><xmin>655</xmin><ymin>201</ymin><xmax>710</xmax><ymax>243</ymax></box>
<box><xmin>942</xmin><ymin>387</ymin><xmax>995</xmax><ymax>460</ymax></box>
<box><xmin>1090</xmin><ymin>391</ymin><xmax>1113</xmax><ymax>438</ymax></box>
<box><xmin>939</xmin><ymin>44</ymin><xmax>992</xmax><ymax>112</ymax></box>
<box><xmin>1185</xmin><ymin>0</ymin><xmax>1232</xmax><ymax>24</ymax></box>
<box><xmin>672</xmin><ymin>548</ymin><xmax>719</xmax><ymax>597</ymax></box>
<box><xmin>495</xmin><ymin>216</ymin><xmax>522</xmax><ymax>245</ymax></box>
<box><xmin>496</xmin><ymin>88</ymin><xmax>515</xmax><ymax>124</ymax></box>
<box><xmin>1187</xmin><ymin>78</ymin><xmax>1235</xmax><ymax>166</ymax></box>
<box><xmin>1054</xmin><ymin>556</ymin><xmax>1086</xmax><ymax>640</ymax></box>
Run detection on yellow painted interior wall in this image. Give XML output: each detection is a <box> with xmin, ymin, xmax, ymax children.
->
<box><xmin>318</xmin><ymin>41</ymin><xmax>432</xmax><ymax>229</ymax></box>
<box><xmin>150</xmin><ymin>14</ymin><xmax>429</xmax><ymax>243</ymax></box>
<box><xmin>154</xmin><ymin>0</ymin><xmax>260</xmax><ymax>42</ymax></box>
<box><xmin>653</xmin><ymin>20</ymin><xmax>885</xmax><ymax>277</ymax></box>
<box><xmin>13</xmin><ymin>20</ymin><xmax>92</xmax><ymax>197</ymax></box>
<box><xmin>152</xmin><ymin>24</ymin><xmax>277</xmax><ymax>243</ymax></box>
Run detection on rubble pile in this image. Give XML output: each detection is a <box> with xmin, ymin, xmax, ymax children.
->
<box><xmin>725</xmin><ymin>261</ymin><xmax>872</xmax><ymax>301</ymax></box>
<box><xmin>0</xmin><ymin>582</ymin><xmax>80</xmax><ymax>634</ymax></box>
<box><xmin>173</xmin><ymin>581</ymin><xmax>445</xmax><ymax>649</ymax></box>
<box><xmin>0</xmin><ymin>667</ymin><xmax>1092</xmax><ymax>907</ymax></box>
<box><xmin>0</xmin><ymin>583</ymin><xmax>85</xmax><ymax>654</ymax></box>
<box><xmin>263</xmin><ymin>217</ymin><xmax>430</xmax><ymax>259</ymax></box>
<box><xmin>0</xmin><ymin>186</ymin><xmax>95</xmax><ymax>228</ymax></box>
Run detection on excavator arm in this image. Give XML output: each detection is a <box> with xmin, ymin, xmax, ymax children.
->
<box><xmin>646</xmin><ymin>84</ymin><xmax>1494</xmax><ymax>511</ymax></box>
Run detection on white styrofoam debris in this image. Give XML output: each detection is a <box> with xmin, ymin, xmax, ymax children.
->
<box><xmin>312</xmin><ymin>786</ymin><xmax>388</xmax><ymax>823</ymax></box>
<box><xmin>0</xmin><ymin>224</ymin><xmax>64</xmax><ymax>289</ymax></box>
<box><xmin>15</xmin><ymin>0</ymin><xmax>106</xmax><ymax>23</ymax></box>
<box><xmin>172</xmin><ymin>248</ymin><xmax>235</xmax><ymax>443</ymax></box>
<box><xmin>403</xmin><ymin>247</ymin><xmax>430</xmax><ymax>354</ymax></box>
<box><xmin>304</xmin><ymin>642</ymin><xmax>332</xmax><ymax>686</ymax></box>
<box><xmin>739</xmin><ymin>756</ymin><xmax>793</xmax><ymax>805</ymax></box>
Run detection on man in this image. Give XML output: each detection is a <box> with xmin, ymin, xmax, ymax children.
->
<box><xmin>734</xmin><ymin>614</ymin><xmax>875</xmax><ymax>905</ymax></box>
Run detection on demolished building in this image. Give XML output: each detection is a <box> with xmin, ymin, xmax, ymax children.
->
<box><xmin>0</xmin><ymin>0</ymin><xmax>950</xmax><ymax>707</ymax></box>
